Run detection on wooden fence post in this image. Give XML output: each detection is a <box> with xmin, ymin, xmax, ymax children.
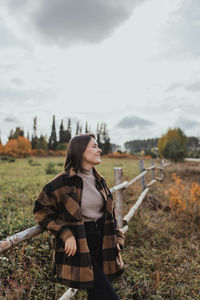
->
<box><xmin>151</xmin><ymin>159</ymin><xmax>155</xmax><ymax>180</ymax></box>
<box><xmin>114</xmin><ymin>167</ymin><xmax>124</xmax><ymax>228</ymax></box>
<box><xmin>160</xmin><ymin>159</ymin><xmax>163</xmax><ymax>179</ymax></box>
<box><xmin>139</xmin><ymin>160</ymin><xmax>146</xmax><ymax>191</ymax></box>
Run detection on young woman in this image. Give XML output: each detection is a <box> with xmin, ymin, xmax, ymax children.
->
<box><xmin>33</xmin><ymin>133</ymin><xmax>125</xmax><ymax>299</ymax></box>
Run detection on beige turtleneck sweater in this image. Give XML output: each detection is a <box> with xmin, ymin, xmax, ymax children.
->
<box><xmin>77</xmin><ymin>168</ymin><xmax>105</xmax><ymax>222</ymax></box>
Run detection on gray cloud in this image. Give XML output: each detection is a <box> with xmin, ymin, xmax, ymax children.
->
<box><xmin>165</xmin><ymin>82</ymin><xmax>182</xmax><ymax>92</ymax></box>
<box><xmin>10</xmin><ymin>78</ymin><xmax>23</xmax><ymax>86</ymax></box>
<box><xmin>4</xmin><ymin>117</ymin><xmax>19</xmax><ymax>123</ymax></box>
<box><xmin>160</xmin><ymin>0</ymin><xmax>200</xmax><ymax>59</ymax></box>
<box><xmin>116</xmin><ymin>115</ymin><xmax>154</xmax><ymax>129</ymax></box>
<box><xmin>0</xmin><ymin>86</ymin><xmax>57</xmax><ymax>111</ymax></box>
<box><xmin>0</xmin><ymin>88</ymin><xmax>39</xmax><ymax>104</ymax></box>
<box><xmin>166</xmin><ymin>81</ymin><xmax>200</xmax><ymax>93</ymax></box>
<box><xmin>186</xmin><ymin>82</ymin><xmax>200</xmax><ymax>92</ymax></box>
<box><xmin>4</xmin><ymin>0</ymin><xmax>145</xmax><ymax>46</ymax></box>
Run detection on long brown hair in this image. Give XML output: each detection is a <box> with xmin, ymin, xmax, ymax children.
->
<box><xmin>64</xmin><ymin>133</ymin><xmax>96</xmax><ymax>172</ymax></box>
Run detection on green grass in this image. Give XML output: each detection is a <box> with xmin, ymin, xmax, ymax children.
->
<box><xmin>1</xmin><ymin>158</ymin><xmax>200</xmax><ymax>299</ymax></box>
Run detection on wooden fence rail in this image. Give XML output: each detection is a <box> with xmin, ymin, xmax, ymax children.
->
<box><xmin>0</xmin><ymin>159</ymin><xmax>171</xmax><ymax>300</ymax></box>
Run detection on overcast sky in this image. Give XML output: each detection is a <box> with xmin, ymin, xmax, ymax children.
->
<box><xmin>0</xmin><ymin>0</ymin><xmax>200</xmax><ymax>148</ymax></box>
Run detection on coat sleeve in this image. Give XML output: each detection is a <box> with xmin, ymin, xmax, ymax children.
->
<box><xmin>33</xmin><ymin>187</ymin><xmax>75</xmax><ymax>248</ymax></box>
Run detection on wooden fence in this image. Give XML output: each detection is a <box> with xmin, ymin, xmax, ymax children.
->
<box><xmin>0</xmin><ymin>159</ymin><xmax>171</xmax><ymax>299</ymax></box>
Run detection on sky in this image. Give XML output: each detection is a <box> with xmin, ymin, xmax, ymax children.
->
<box><xmin>0</xmin><ymin>0</ymin><xmax>200</xmax><ymax>148</ymax></box>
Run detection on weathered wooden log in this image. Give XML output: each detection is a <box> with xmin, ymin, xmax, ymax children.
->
<box><xmin>145</xmin><ymin>166</ymin><xmax>155</xmax><ymax>171</ymax></box>
<box><xmin>123</xmin><ymin>187</ymin><xmax>149</xmax><ymax>225</ymax></box>
<box><xmin>146</xmin><ymin>179</ymin><xmax>157</xmax><ymax>187</ymax></box>
<box><xmin>122</xmin><ymin>225</ymin><xmax>129</xmax><ymax>234</ymax></box>
<box><xmin>154</xmin><ymin>166</ymin><xmax>163</xmax><ymax>170</ymax></box>
<box><xmin>126</xmin><ymin>170</ymin><xmax>147</xmax><ymax>188</ymax></box>
<box><xmin>110</xmin><ymin>181</ymin><xmax>128</xmax><ymax>193</ymax></box>
<box><xmin>0</xmin><ymin>225</ymin><xmax>43</xmax><ymax>254</ymax></box>
<box><xmin>155</xmin><ymin>176</ymin><xmax>164</xmax><ymax>181</ymax></box>
<box><xmin>59</xmin><ymin>288</ymin><xmax>78</xmax><ymax>300</ymax></box>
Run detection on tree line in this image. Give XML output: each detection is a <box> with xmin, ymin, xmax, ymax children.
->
<box><xmin>124</xmin><ymin>129</ymin><xmax>200</xmax><ymax>161</ymax></box>
<box><xmin>1</xmin><ymin>116</ymin><xmax>199</xmax><ymax>161</ymax></box>
<box><xmin>0</xmin><ymin>115</ymin><xmax>112</xmax><ymax>157</ymax></box>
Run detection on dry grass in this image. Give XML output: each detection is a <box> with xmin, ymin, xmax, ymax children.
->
<box><xmin>111</xmin><ymin>161</ymin><xmax>200</xmax><ymax>299</ymax></box>
<box><xmin>1</xmin><ymin>159</ymin><xmax>200</xmax><ymax>299</ymax></box>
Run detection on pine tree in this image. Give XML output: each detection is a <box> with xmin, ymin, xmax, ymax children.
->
<box><xmin>31</xmin><ymin>116</ymin><xmax>39</xmax><ymax>149</ymax></box>
<box><xmin>64</xmin><ymin>118</ymin><xmax>72</xmax><ymax>143</ymax></box>
<box><xmin>49</xmin><ymin>115</ymin><xmax>57</xmax><ymax>150</ymax></box>
<box><xmin>59</xmin><ymin>119</ymin><xmax>65</xmax><ymax>143</ymax></box>
<box><xmin>96</xmin><ymin>122</ymin><xmax>103</xmax><ymax>153</ymax></box>
<box><xmin>76</xmin><ymin>121</ymin><xmax>79</xmax><ymax>135</ymax></box>
<box><xmin>85</xmin><ymin>121</ymin><xmax>88</xmax><ymax>133</ymax></box>
<box><xmin>96</xmin><ymin>123</ymin><xmax>101</xmax><ymax>147</ymax></box>
<box><xmin>96</xmin><ymin>122</ymin><xmax>111</xmax><ymax>154</ymax></box>
<box><xmin>102</xmin><ymin>123</ymin><xmax>111</xmax><ymax>154</ymax></box>
<box><xmin>8</xmin><ymin>127</ymin><xmax>24</xmax><ymax>140</ymax></box>
<box><xmin>38</xmin><ymin>134</ymin><xmax>48</xmax><ymax>150</ymax></box>
<box><xmin>8</xmin><ymin>129</ymin><xmax>14</xmax><ymax>140</ymax></box>
<box><xmin>33</xmin><ymin>117</ymin><xmax>37</xmax><ymax>137</ymax></box>
<box><xmin>20</xmin><ymin>126</ymin><xmax>24</xmax><ymax>136</ymax></box>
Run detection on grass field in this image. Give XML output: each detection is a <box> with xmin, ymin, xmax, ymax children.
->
<box><xmin>0</xmin><ymin>157</ymin><xmax>200</xmax><ymax>299</ymax></box>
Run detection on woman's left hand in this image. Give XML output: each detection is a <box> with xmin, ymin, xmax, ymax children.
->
<box><xmin>117</xmin><ymin>243</ymin><xmax>121</xmax><ymax>252</ymax></box>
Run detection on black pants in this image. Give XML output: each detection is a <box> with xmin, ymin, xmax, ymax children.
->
<box><xmin>84</xmin><ymin>217</ymin><xmax>120</xmax><ymax>300</ymax></box>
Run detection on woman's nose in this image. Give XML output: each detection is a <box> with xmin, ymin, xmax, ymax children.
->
<box><xmin>98</xmin><ymin>148</ymin><xmax>102</xmax><ymax>153</ymax></box>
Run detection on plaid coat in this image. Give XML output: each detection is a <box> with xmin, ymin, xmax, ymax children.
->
<box><xmin>33</xmin><ymin>166</ymin><xmax>125</xmax><ymax>289</ymax></box>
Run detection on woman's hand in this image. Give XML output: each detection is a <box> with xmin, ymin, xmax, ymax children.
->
<box><xmin>117</xmin><ymin>243</ymin><xmax>121</xmax><ymax>252</ymax></box>
<box><xmin>65</xmin><ymin>236</ymin><xmax>77</xmax><ymax>256</ymax></box>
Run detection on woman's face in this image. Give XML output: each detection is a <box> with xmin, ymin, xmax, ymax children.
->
<box><xmin>82</xmin><ymin>138</ymin><xmax>102</xmax><ymax>167</ymax></box>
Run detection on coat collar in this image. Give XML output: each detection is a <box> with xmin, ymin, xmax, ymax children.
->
<box><xmin>65</xmin><ymin>166</ymin><xmax>104</xmax><ymax>182</ymax></box>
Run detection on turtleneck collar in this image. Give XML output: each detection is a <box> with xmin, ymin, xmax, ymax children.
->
<box><xmin>65</xmin><ymin>166</ymin><xmax>104</xmax><ymax>182</ymax></box>
<box><xmin>79</xmin><ymin>168</ymin><xmax>93</xmax><ymax>175</ymax></box>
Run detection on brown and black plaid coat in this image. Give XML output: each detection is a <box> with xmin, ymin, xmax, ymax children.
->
<box><xmin>33</xmin><ymin>166</ymin><xmax>125</xmax><ymax>289</ymax></box>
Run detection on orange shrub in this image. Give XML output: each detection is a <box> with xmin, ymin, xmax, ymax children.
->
<box><xmin>31</xmin><ymin>149</ymin><xmax>46</xmax><ymax>157</ymax></box>
<box><xmin>0</xmin><ymin>141</ymin><xmax>5</xmax><ymax>155</ymax></box>
<box><xmin>189</xmin><ymin>182</ymin><xmax>200</xmax><ymax>215</ymax></box>
<box><xmin>55</xmin><ymin>150</ymin><xmax>66</xmax><ymax>156</ymax></box>
<box><xmin>190</xmin><ymin>182</ymin><xmax>200</xmax><ymax>203</ymax></box>
<box><xmin>30</xmin><ymin>149</ymin><xmax>66</xmax><ymax>157</ymax></box>
<box><xmin>165</xmin><ymin>174</ymin><xmax>200</xmax><ymax>216</ymax></box>
<box><xmin>47</xmin><ymin>150</ymin><xmax>57</xmax><ymax>156</ymax></box>
<box><xmin>165</xmin><ymin>173</ymin><xmax>186</xmax><ymax>212</ymax></box>
<box><xmin>4</xmin><ymin>136</ymin><xmax>31</xmax><ymax>157</ymax></box>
